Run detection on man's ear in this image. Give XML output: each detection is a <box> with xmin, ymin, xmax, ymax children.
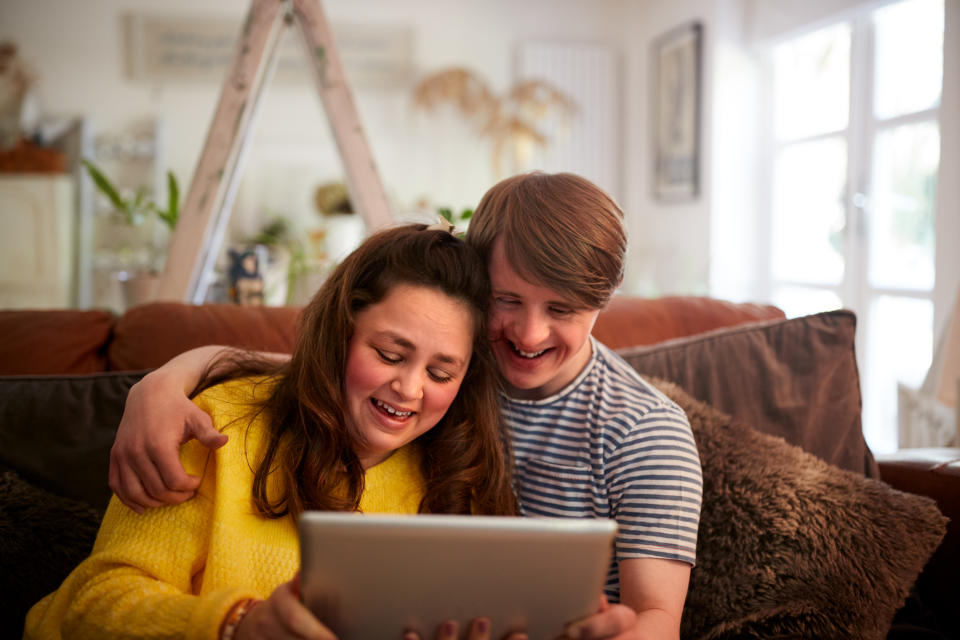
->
<box><xmin>601</xmin><ymin>279</ymin><xmax>624</xmax><ymax>311</ymax></box>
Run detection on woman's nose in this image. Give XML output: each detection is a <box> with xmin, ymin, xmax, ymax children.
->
<box><xmin>390</xmin><ymin>370</ymin><xmax>424</xmax><ymax>400</ymax></box>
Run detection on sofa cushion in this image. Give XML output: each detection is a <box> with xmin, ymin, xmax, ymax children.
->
<box><xmin>619</xmin><ymin>310</ymin><xmax>878</xmax><ymax>477</ymax></box>
<box><xmin>651</xmin><ymin>379</ymin><xmax>947</xmax><ymax>640</ymax></box>
<box><xmin>592</xmin><ymin>295</ymin><xmax>785</xmax><ymax>350</ymax></box>
<box><xmin>108</xmin><ymin>302</ymin><xmax>304</xmax><ymax>370</ymax></box>
<box><xmin>0</xmin><ymin>470</ymin><xmax>102</xmax><ymax>637</ymax></box>
<box><xmin>0</xmin><ymin>370</ymin><xmax>147</xmax><ymax>511</ymax></box>
<box><xmin>0</xmin><ymin>309</ymin><xmax>115</xmax><ymax>374</ymax></box>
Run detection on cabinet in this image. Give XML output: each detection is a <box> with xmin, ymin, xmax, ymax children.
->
<box><xmin>0</xmin><ymin>174</ymin><xmax>75</xmax><ymax>308</ymax></box>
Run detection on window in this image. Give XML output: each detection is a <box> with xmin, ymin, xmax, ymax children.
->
<box><xmin>763</xmin><ymin>0</ymin><xmax>944</xmax><ymax>453</ymax></box>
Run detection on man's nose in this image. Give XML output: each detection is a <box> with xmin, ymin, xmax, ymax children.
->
<box><xmin>514</xmin><ymin>310</ymin><xmax>550</xmax><ymax>347</ymax></box>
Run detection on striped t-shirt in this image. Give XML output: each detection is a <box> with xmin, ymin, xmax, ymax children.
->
<box><xmin>503</xmin><ymin>337</ymin><xmax>702</xmax><ymax>601</ymax></box>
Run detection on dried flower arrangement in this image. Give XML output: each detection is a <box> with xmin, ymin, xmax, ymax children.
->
<box><xmin>412</xmin><ymin>67</ymin><xmax>577</xmax><ymax>177</ymax></box>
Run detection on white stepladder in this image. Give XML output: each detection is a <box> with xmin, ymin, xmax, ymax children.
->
<box><xmin>157</xmin><ymin>0</ymin><xmax>393</xmax><ymax>303</ymax></box>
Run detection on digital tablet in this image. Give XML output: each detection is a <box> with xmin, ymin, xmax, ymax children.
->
<box><xmin>298</xmin><ymin>512</ymin><xmax>617</xmax><ymax>639</ymax></box>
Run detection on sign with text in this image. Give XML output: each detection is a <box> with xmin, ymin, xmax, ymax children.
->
<box><xmin>123</xmin><ymin>12</ymin><xmax>414</xmax><ymax>89</ymax></box>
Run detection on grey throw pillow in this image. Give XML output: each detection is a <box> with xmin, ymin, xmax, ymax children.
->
<box><xmin>0</xmin><ymin>370</ymin><xmax>147</xmax><ymax>511</ymax></box>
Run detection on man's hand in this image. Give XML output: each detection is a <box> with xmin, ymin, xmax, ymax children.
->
<box><xmin>107</xmin><ymin>346</ymin><xmax>235</xmax><ymax>512</ymax></box>
<box><xmin>108</xmin><ymin>345</ymin><xmax>292</xmax><ymax>513</ymax></box>
<box><xmin>563</xmin><ymin>558</ymin><xmax>690</xmax><ymax>639</ymax></box>
<box><xmin>563</xmin><ymin>595</ymin><xmax>639</xmax><ymax>639</ymax></box>
<box><xmin>108</xmin><ymin>370</ymin><xmax>227</xmax><ymax>512</ymax></box>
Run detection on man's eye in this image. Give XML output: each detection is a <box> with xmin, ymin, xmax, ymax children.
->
<box><xmin>376</xmin><ymin>349</ymin><xmax>402</xmax><ymax>363</ymax></box>
<box><xmin>549</xmin><ymin>306</ymin><xmax>573</xmax><ymax>316</ymax></box>
<box><xmin>496</xmin><ymin>297</ymin><xmax>519</xmax><ymax>306</ymax></box>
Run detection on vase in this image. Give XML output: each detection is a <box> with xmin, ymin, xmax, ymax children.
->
<box><xmin>118</xmin><ymin>270</ymin><xmax>160</xmax><ymax>310</ymax></box>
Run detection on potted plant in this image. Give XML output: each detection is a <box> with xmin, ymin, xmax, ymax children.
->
<box><xmin>82</xmin><ymin>158</ymin><xmax>179</xmax><ymax>307</ymax></box>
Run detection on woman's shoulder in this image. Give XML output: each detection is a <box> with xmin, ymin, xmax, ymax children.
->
<box><xmin>193</xmin><ymin>375</ymin><xmax>279</xmax><ymax>408</ymax></box>
<box><xmin>182</xmin><ymin>376</ymin><xmax>280</xmax><ymax>475</ymax></box>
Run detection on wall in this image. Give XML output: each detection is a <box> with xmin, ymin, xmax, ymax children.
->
<box><xmin>0</xmin><ymin>0</ymin><xmax>627</xmax><ymax>251</ymax></box>
<box><xmin>620</xmin><ymin>0</ymin><xmax>718</xmax><ymax>297</ymax></box>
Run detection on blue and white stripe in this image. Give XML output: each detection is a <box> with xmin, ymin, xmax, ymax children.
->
<box><xmin>504</xmin><ymin>337</ymin><xmax>702</xmax><ymax>601</ymax></box>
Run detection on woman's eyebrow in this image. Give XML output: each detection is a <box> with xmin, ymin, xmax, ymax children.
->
<box><xmin>434</xmin><ymin>352</ymin><xmax>467</xmax><ymax>368</ymax></box>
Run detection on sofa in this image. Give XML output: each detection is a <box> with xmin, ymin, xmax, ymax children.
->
<box><xmin>0</xmin><ymin>296</ymin><xmax>956</xmax><ymax>639</ymax></box>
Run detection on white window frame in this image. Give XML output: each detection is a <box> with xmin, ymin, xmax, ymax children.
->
<box><xmin>758</xmin><ymin>3</ymin><xmax>942</xmax><ymax>453</ymax></box>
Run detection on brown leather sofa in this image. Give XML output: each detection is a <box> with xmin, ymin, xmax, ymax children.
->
<box><xmin>0</xmin><ymin>297</ymin><xmax>956</xmax><ymax>638</ymax></box>
<box><xmin>0</xmin><ymin>296</ymin><xmax>782</xmax><ymax>375</ymax></box>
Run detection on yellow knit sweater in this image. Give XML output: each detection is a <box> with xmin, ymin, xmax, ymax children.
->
<box><xmin>24</xmin><ymin>378</ymin><xmax>426</xmax><ymax>640</ymax></box>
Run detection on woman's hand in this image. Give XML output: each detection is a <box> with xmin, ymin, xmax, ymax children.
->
<box><xmin>402</xmin><ymin>618</ymin><xmax>528</xmax><ymax>640</ymax></box>
<box><xmin>236</xmin><ymin>573</ymin><xmax>337</xmax><ymax>640</ymax></box>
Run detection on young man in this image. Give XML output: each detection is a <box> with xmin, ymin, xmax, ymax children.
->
<box><xmin>110</xmin><ymin>172</ymin><xmax>702</xmax><ymax>640</ymax></box>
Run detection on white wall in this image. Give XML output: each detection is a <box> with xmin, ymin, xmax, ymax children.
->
<box><xmin>620</xmin><ymin>0</ymin><xmax>718</xmax><ymax>297</ymax></box>
<box><xmin>0</xmin><ymin>0</ymin><xmax>626</xmax><ymax>241</ymax></box>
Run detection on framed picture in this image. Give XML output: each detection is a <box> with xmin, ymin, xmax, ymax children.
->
<box><xmin>652</xmin><ymin>22</ymin><xmax>703</xmax><ymax>201</ymax></box>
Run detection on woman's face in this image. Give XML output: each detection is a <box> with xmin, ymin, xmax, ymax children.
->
<box><xmin>344</xmin><ymin>283</ymin><xmax>474</xmax><ymax>469</ymax></box>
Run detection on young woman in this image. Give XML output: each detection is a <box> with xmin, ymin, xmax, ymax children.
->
<box><xmin>24</xmin><ymin>224</ymin><xmax>515</xmax><ymax>640</ymax></box>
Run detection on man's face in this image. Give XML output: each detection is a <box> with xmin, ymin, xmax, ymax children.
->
<box><xmin>486</xmin><ymin>239</ymin><xmax>600</xmax><ymax>400</ymax></box>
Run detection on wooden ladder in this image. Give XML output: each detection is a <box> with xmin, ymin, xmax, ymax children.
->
<box><xmin>157</xmin><ymin>0</ymin><xmax>392</xmax><ymax>303</ymax></box>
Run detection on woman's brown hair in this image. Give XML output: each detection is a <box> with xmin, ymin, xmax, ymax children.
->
<box><xmin>196</xmin><ymin>224</ymin><xmax>515</xmax><ymax>518</ymax></box>
<box><xmin>467</xmin><ymin>171</ymin><xmax>627</xmax><ymax>310</ymax></box>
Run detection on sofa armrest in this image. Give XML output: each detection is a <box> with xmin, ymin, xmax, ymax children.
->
<box><xmin>877</xmin><ymin>448</ymin><xmax>960</xmax><ymax>637</ymax></box>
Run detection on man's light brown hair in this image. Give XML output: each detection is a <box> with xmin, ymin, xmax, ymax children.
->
<box><xmin>467</xmin><ymin>172</ymin><xmax>627</xmax><ymax>310</ymax></box>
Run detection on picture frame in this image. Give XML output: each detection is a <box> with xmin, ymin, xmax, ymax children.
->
<box><xmin>652</xmin><ymin>22</ymin><xmax>703</xmax><ymax>201</ymax></box>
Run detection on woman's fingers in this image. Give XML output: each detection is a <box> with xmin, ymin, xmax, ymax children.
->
<box><xmin>403</xmin><ymin>618</ymin><xmax>525</xmax><ymax>640</ymax></box>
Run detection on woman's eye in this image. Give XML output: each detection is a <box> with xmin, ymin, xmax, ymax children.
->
<box><xmin>496</xmin><ymin>297</ymin><xmax>519</xmax><ymax>306</ymax></box>
<box><xmin>428</xmin><ymin>369</ymin><xmax>454</xmax><ymax>383</ymax></box>
<box><xmin>375</xmin><ymin>349</ymin><xmax>401</xmax><ymax>364</ymax></box>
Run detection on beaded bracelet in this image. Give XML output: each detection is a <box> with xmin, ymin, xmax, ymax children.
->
<box><xmin>220</xmin><ymin>597</ymin><xmax>260</xmax><ymax>640</ymax></box>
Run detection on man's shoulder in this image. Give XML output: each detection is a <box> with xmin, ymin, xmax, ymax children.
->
<box><xmin>587</xmin><ymin>341</ymin><xmax>689</xmax><ymax>425</ymax></box>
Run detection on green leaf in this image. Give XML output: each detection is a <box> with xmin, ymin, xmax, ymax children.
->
<box><xmin>82</xmin><ymin>159</ymin><xmax>129</xmax><ymax>214</ymax></box>
<box><xmin>131</xmin><ymin>186</ymin><xmax>147</xmax><ymax>210</ymax></box>
<box><xmin>459</xmin><ymin>208</ymin><xmax>473</xmax><ymax>221</ymax></box>
<box><xmin>158</xmin><ymin>170</ymin><xmax>180</xmax><ymax>230</ymax></box>
<box><xmin>437</xmin><ymin>207</ymin><xmax>453</xmax><ymax>222</ymax></box>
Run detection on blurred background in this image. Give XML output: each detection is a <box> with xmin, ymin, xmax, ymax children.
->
<box><xmin>0</xmin><ymin>0</ymin><xmax>957</xmax><ymax>454</ymax></box>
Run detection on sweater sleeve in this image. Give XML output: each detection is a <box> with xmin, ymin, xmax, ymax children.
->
<box><xmin>24</xmin><ymin>407</ymin><xmax>258</xmax><ymax>640</ymax></box>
